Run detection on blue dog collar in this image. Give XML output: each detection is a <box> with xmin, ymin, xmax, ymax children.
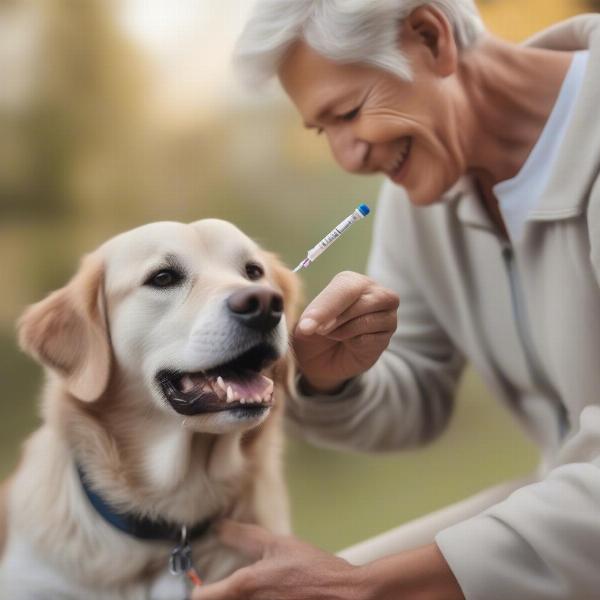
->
<box><xmin>76</xmin><ymin>463</ymin><xmax>214</xmax><ymax>543</ymax></box>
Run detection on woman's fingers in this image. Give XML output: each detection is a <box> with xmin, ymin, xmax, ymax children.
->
<box><xmin>192</xmin><ymin>522</ymin><xmax>275</xmax><ymax>599</ymax></box>
<box><xmin>297</xmin><ymin>271</ymin><xmax>399</xmax><ymax>336</ymax></box>
<box><xmin>192</xmin><ymin>575</ymin><xmax>236</xmax><ymax>600</ymax></box>
<box><xmin>325</xmin><ymin>310</ymin><xmax>397</xmax><ymax>341</ymax></box>
<box><xmin>296</xmin><ymin>272</ymin><xmax>374</xmax><ymax>335</ymax></box>
<box><xmin>192</xmin><ymin>567</ymin><xmax>253</xmax><ymax>600</ymax></box>
<box><xmin>319</xmin><ymin>287</ymin><xmax>399</xmax><ymax>335</ymax></box>
<box><xmin>345</xmin><ymin>332</ymin><xmax>394</xmax><ymax>354</ymax></box>
<box><xmin>215</xmin><ymin>520</ymin><xmax>274</xmax><ymax>560</ymax></box>
<box><xmin>292</xmin><ymin>271</ymin><xmax>399</xmax><ymax>391</ymax></box>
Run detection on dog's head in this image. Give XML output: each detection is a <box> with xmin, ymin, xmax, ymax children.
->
<box><xmin>18</xmin><ymin>219</ymin><xmax>301</xmax><ymax>435</ymax></box>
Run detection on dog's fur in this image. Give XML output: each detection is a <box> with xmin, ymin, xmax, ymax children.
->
<box><xmin>0</xmin><ymin>220</ymin><xmax>300</xmax><ymax>599</ymax></box>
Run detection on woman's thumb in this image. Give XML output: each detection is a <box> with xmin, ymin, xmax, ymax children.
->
<box><xmin>215</xmin><ymin>519</ymin><xmax>274</xmax><ymax>560</ymax></box>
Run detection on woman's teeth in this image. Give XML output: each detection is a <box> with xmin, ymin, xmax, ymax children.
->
<box><xmin>386</xmin><ymin>139</ymin><xmax>411</xmax><ymax>175</ymax></box>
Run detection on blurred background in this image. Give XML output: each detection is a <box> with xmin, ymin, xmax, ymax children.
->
<box><xmin>0</xmin><ymin>0</ymin><xmax>596</xmax><ymax>552</ymax></box>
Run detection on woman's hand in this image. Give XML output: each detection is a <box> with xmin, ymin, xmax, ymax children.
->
<box><xmin>191</xmin><ymin>521</ymin><xmax>464</xmax><ymax>600</ymax></box>
<box><xmin>191</xmin><ymin>520</ymin><xmax>367</xmax><ymax>600</ymax></box>
<box><xmin>293</xmin><ymin>271</ymin><xmax>399</xmax><ymax>393</ymax></box>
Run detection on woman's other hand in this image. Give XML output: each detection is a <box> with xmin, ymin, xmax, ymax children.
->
<box><xmin>191</xmin><ymin>520</ymin><xmax>365</xmax><ymax>600</ymax></box>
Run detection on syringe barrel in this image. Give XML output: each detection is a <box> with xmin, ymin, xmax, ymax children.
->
<box><xmin>306</xmin><ymin>207</ymin><xmax>366</xmax><ymax>262</ymax></box>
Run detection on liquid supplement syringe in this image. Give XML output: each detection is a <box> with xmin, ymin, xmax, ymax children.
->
<box><xmin>293</xmin><ymin>204</ymin><xmax>371</xmax><ymax>273</ymax></box>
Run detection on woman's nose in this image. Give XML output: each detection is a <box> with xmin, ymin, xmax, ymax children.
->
<box><xmin>226</xmin><ymin>286</ymin><xmax>284</xmax><ymax>332</ymax></box>
<box><xmin>329</xmin><ymin>129</ymin><xmax>370</xmax><ymax>174</ymax></box>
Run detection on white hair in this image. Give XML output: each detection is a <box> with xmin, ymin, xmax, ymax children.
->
<box><xmin>233</xmin><ymin>0</ymin><xmax>485</xmax><ymax>86</ymax></box>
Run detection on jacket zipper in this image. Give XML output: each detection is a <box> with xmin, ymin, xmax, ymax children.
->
<box><xmin>501</xmin><ymin>242</ymin><xmax>569</xmax><ymax>439</ymax></box>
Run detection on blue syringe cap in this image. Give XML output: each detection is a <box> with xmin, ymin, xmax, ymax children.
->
<box><xmin>357</xmin><ymin>203</ymin><xmax>371</xmax><ymax>216</ymax></box>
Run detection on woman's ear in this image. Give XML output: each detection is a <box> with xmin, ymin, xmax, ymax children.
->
<box><xmin>402</xmin><ymin>5</ymin><xmax>458</xmax><ymax>77</ymax></box>
<box><xmin>17</xmin><ymin>253</ymin><xmax>111</xmax><ymax>402</ymax></box>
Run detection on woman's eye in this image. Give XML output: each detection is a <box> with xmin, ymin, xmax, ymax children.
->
<box><xmin>144</xmin><ymin>269</ymin><xmax>184</xmax><ymax>289</ymax></box>
<box><xmin>245</xmin><ymin>262</ymin><xmax>264</xmax><ymax>280</ymax></box>
<box><xmin>340</xmin><ymin>107</ymin><xmax>360</xmax><ymax>122</ymax></box>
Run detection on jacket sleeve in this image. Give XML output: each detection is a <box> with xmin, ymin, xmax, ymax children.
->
<box><xmin>285</xmin><ymin>181</ymin><xmax>465</xmax><ymax>452</ymax></box>
<box><xmin>436</xmin><ymin>406</ymin><xmax>600</xmax><ymax>600</ymax></box>
<box><xmin>436</xmin><ymin>182</ymin><xmax>600</xmax><ymax>600</ymax></box>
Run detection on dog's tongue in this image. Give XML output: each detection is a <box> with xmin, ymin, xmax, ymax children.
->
<box><xmin>227</xmin><ymin>373</ymin><xmax>273</xmax><ymax>399</ymax></box>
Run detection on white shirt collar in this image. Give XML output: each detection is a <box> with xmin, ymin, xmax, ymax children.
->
<box><xmin>493</xmin><ymin>51</ymin><xmax>589</xmax><ymax>242</ymax></box>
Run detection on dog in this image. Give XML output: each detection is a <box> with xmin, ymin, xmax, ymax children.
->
<box><xmin>0</xmin><ymin>219</ymin><xmax>301</xmax><ymax>599</ymax></box>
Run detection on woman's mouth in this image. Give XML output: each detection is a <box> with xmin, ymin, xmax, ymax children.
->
<box><xmin>384</xmin><ymin>138</ymin><xmax>412</xmax><ymax>183</ymax></box>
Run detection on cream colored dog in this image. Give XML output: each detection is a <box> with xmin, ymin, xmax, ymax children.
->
<box><xmin>0</xmin><ymin>220</ymin><xmax>300</xmax><ymax>599</ymax></box>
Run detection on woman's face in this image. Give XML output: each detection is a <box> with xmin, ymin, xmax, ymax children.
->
<box><xmin>278</xmin><ymin>40</ymin><xmax>467</xmax><ymax>205</ymax></box>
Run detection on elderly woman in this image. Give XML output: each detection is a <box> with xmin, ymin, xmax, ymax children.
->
<box><xmin>194</xmin><ymin>2</ymin><xmax>600</xmax><ymax>599</ymax></box>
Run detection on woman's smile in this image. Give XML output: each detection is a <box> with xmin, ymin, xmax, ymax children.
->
<box><xmin>384</xmin><ymin>137</ymin><xmax>413</xmax><ymax>183</ymax></box>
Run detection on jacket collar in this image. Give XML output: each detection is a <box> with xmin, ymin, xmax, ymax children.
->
<box><xmin>77</xmin><ymin>463</ymin><xmax>215</xmax><ymax>543</ymax></box>
<box><xmin>454</xmin><ymin>14</ymin><xmax>600</xmax><ymax>229</ymax></box>
<box><xmin>453</xmin><ymin>178</ymin><xmax>493</xmax><ymax>231</ymax></box>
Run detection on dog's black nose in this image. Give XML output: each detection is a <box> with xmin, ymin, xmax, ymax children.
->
<box><xmin>227</xmin><ymin>286</ymin><xmax>284</xmax><ymax>332</ymax></box>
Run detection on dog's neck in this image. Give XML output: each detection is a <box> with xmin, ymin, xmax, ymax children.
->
<box><xmin>45</xmin><ymin>374</ymin><xmax>251</xmax><ymax>527</ymax></box>
<box><xmin>75</xmin><ymin>462</ymin><xmax>216</xmax><ymax>544</ymax></box>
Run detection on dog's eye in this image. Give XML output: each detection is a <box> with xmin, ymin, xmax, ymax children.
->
<box><xmin>144</xmin><ymin>269</ymin><xmax>184</xmax><ymax>289</ymax></box>
<box><xmin>245</xmin><ymin>262</ymin><xmax>264</xmax><ymax>281</ymax></box>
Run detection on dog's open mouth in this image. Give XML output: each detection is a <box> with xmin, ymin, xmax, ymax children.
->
<box><xmin>157</xmin><ymin>343</ymin><xmax>280</xmax><ymax>417</ymax></box>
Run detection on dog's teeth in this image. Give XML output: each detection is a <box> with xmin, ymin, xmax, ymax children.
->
<box><xmin>227</xmin><ymin>386</ymin><xmax>234</xmax><ymax>402</ymax></box>
<box><xmin>217</xmin><ymin>376</ymin><xmax>226</xmax><ymax>391</ymax></box>
<box><xmin>240</xmin><ymin>398</ymin><xmax>246</xmax><ymax>404</ymax></box>
<box><xmin>180</xmin><ymin>376</ymin><xmax>195</xmax><ymax>393</ymax></box>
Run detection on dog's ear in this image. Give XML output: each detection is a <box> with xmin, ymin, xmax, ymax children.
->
<box><xmin>17</xmin><ymin>253</ymin><xmax>111</xmax><ymax>402</ymax></box>
<box><xmin>264</xmin><ymin>251</ymin><xmax>303</xmax><ymax>395</ymax></box>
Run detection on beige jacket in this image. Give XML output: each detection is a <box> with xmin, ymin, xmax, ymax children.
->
<box><xmin>287</xmin><ymin>14</ymin><xmax>600</xmax><ymax>600</ymax></box>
